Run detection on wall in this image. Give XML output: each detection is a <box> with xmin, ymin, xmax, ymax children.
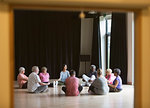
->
<box><xmin>99</xmin><ymin>16</ymin><xmax>106</xmax><ymax>76</ymax></box>
<box><xmin>79</xmin><ymin>18</ymin><xmax>93</xmax><ymax>76</ymax></box>
<box><xmin>139</xmin><ymin>7</ymin><xmax>150</xmax><ymax>108</ymax></box>
<box><xmin>3</xmin><ymin>0</ymin><xmax>150</xmax><ymax>9</ymax></box>
<box><xmin>0</xmin><ymin>3</ymin><xmax>11</xmax><ymax>108</ymax></box>
<box><xmin>127</xmin><ymin>12</ymin><xmax>134</xmax><ymax>84</ymax></box>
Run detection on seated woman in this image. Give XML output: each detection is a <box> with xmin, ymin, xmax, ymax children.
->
<box><xmin>108</xmin><ymin>68</ymin><xmax>122</xmax><ymax>92</ymax></box>
<box><xmin>17</xmin><ymin>67</ymin><xmax>28</xmax><ymax>89</ymax></box>
<box><xmin>88</xmin><ymin>68</ymin><xmax>109</xmax><ymax>95</ymax></box>
<box><xmin>105</xmin><ymin>69</ymin><xmax>116</xmax><ymax>84</ymax></box>
<box><xmin>58</xmin><ymin>64</ymin><xmax>70</xmax><ymax>85</ymax></box>
<box><xmin>39</xmin><ymin>67</ymin><xmax>50</xmax><ymax>83</ymax></box>
<box><xmin>39</xmin><ymin>67</ymin><xmax>54</xmax><ymax>87</ymax></box>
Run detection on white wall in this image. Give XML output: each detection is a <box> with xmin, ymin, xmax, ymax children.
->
<box><xmin>79</xmin><ymin>18</ymin><xmax>93</xmax><ymax>76</ymax></box>
<box><xmin>100</xmin><ymin>16</ymin><xmax>106</xmax><ymax>76</ymax></box>
<box><xmin>127</xmin><ymin>12</ymin><xmax>134</xmax><ymax>85</ymax></box>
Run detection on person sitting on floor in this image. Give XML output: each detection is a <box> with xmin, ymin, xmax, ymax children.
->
<box><xmin>17</xmin><ymin>67</ymin><xmax>28</xmax><ymax>89</ymax></box>
<box><xmin>39</xmin><ymin>67</ymin><xmax>55</xmax><ymax>87</ymax></box>
<box><xmin>108</xmin><ymin>68</ymin><xmax>123</xmax><ymax>92</ymax></box>
<box><xmin>82</xmin><ymin>65</ymin><xmax>97</xmax><ymax>86</ymax></box>
<box><xmin>105</xmin><ymin>69</ymin><xmax>116</xmax><ymax>84</ymax></box>
<box><xmin>39</xmin><ymin>67</ymin><xmax>50</xmax><ymax>83</ymax></box>
<box><xmin>27</xmin><ymin>66</ymin><xmax>50</xmax><ymax>93</ymax></box>
<box><xmin>58</xmin><ymin>64</ymin><xmax>70</xmax><ymax>85</ymax></box>
<box><xmin>62</xmin><ymin>70</ymin><xmax>83</xmax><ymax>96</ymax></box>
<box><xmin>88</xmin><ymin>68</ymin><xmax>109</xmax><ymax>95</ymax></box>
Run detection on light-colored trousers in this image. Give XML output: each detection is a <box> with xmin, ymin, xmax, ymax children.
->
<box><xmin>82</xmin><ymin>74</ymin><xmax>96</xmax><ymax>82</ymax></box>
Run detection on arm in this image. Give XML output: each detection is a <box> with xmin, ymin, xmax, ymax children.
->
<box><xmin>36</xmin><ymin>74</ymin><xmax>50</xmax><ymax>85</ymax></box>
<box><xmin>20</xmin><ymin>74</ymin><xmax>28</xmax><ymax>81</ymax></box>
<box><xmin>39</xmin><ymin>82</ymin><xmax>50</xmax><ymax>86</ymax></box>
<box><xmin>58</xmin><ymin>72</ymin><xmax>62</xmax><ymax>81</ymax></box>
<box><xmin>108</xmin><ymin>80</ymin><xmax>119</xmax><ymax>88</ymax></box>
<box><xmin>68</xmin><ymin>71</ymin><xmax>70</xmax><ymax>77</ymax></box>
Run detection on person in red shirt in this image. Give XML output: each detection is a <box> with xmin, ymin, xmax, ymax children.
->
<box><xmin>62</xmin><ymin>70</ymin><xmax>83</xmax><ymax>96</ymax></box>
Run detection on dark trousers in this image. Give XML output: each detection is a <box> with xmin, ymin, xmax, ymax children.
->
<box><xmin>34</xmin><ymin>85</ymin><xmax>48</xmax><ymax>93</ymax></box>
<box><xmin>62</xmin><ymin>85</ymin><xmax>83</xmax><ymax>93</ymax></box>
<box><xmin>89</xmin><ymin>85</ymin><xmax>95</xmax><ymax>93</ymax></box>
<box><xmin>109</xmin><ymin>86</ymin><xmax>122</xmax><ymax>92</ymax></box>
<box><xmin>22</xmin><ymin>82</ymin><xmax>28</xmax><ymax>89</ymax></box>
<box><xmin>43</xmin><ymin>82</ymin><xmax>53</xmax><ymax>87</ymax></box>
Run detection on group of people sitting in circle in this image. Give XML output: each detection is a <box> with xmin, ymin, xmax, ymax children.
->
<box><xmin>17</xmin><ymin>64</ymin><xmax>122</xmax><ymax>95</ymax></box>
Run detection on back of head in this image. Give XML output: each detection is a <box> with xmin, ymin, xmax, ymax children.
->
<box><xmin>114</xmin><ymin>68</ymin><xmax>121</xmax><ymax>75</ymax></box>
<box><xmin>97</xmin><ymin>68</ymin><xmax>102</xmax><ymax>76</ymax></box>
<box><xmin>19</xmin><ymin>67</ymin><xmax>25</xmax><ymax>73</ymax></box>
<box><xmin>32</xmin><ymin>66</ymin><xmax>39</xmax><ymax>72</ymax></box>
<box><xmin>70</xmin><ymin>70</ymin><xmax>76</xmax><ymax>76</ymax></box>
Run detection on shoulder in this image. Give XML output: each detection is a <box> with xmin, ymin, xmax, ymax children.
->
<box><xmin>75</xmin><ymin>77</ymin><xmax>79</xmax><ymax>80</ymax></box>
<box><xmin>18</xmin><ymin>73</ymin><xmax>21</xmax><ymax>77</ymax></box>
<box><xmin>32</xmin><ymin>72</ymin><xmax>38</xmax><ymax>77</ymax></box>
<box><xmin>39</xmin><ymin>73</ymin><xmax>42</xmax><ymax>76</ymax></box>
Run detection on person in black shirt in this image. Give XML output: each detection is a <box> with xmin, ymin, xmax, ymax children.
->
<box><xmin>82</xmin><ymin>65</ymin><xmax>97</xmax><ymax>86</ymax></box>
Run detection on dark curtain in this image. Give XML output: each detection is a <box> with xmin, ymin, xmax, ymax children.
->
<box><xmin>91</xmin><ymin>16</ymin><xmax>102</xmax><ymax>69</ymax></box>
<box><xmin>110</xmin><ymin>13</ymin><xmax>127</xmax><ymax>84</ymax></box>
<box><xmin>14</xmin><ymin>10</ymin><xmax>81</xmax><ymax>80</ymax></box>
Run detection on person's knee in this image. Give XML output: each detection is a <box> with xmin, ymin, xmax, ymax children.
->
<box><xmin>62</xmin><ymin>87</ymin><xmax>66</xmax><ymax>92</ymax></box>
<box><xmin>82</xmin><ymin>74</ymin><xmax>86</xmax><ymax>78</ymax></box>
<box><xmin>45</xmin><ymin>85</ymin><xmax>48</xmax><ymax>89</ymax></box>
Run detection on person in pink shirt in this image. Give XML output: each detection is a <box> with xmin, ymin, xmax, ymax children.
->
<box><xmin>105</xmin><ymin>69</ymin><xmax>116</xmax><ymax>84</ymax></box>
<box><xmin>17</xmin><ymin>67</ymin><xmax>28</xmax><ymax>89</ymax></box>
<box><xmin>39</xmin><ymin>67</ymin><xmax>50</xmax><ymax>83</ymax></box>
<box><xmin>62</xmin><ymin>70</ymin><xmax>83</xmax><ymax>96</ymax></box>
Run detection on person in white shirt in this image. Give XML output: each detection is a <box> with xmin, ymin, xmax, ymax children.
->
<box><xmin>27</xmin><ymin>66</ymin><xmax>50</xmax><ymax>93</ymax></box>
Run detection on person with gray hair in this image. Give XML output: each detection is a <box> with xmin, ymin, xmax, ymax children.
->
<box><xmin>27</xmin><ymin>66</ymin><xmax>50</xmax><ymax>93</ymax></box>
<box><xmin>17</xmin><ymin>67</ymin><xmax>28</xmax><ymax>89</ymax></box>
<box><xmin>82</xmin><ymin>65</ymin><xmax>97</xmax><ymax>86</ymax></box>
<box><xmin>108</xmin><ymin>68</ymin><xmax>122</xmax><ymax>92</ymax></box>
<box><xmin>88</xmin><ymin>68</ymin><xmax>109</xmax><ymax>95</ymax></box>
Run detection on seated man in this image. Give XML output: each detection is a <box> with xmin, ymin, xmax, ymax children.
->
<box><xmin>82</xmin><ymin>65</ymin><xmax>97</xmax><ymax>86</ymax></box>
<box><xmin>62</xmin><ymin>70</ymin><xmax>83</xmax><ymax>96</ymax></box>
<box><xmin>88</xmin><ymin>68</ymin><xmax>109</xmax><ymax>95</ymax></box>
<box><xmin>105</xmin><ymin>69</ymin><xmax>116</xmax><ymax>84</ymax></box>
<box><xmin>27</xmin><ymin>66</ymin><xmax>50</xmax><ymax>93</ymax></box>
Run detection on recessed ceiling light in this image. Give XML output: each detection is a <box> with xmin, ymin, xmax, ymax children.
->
<box><xmin>88</xmin><ymin>11</ymin><xmax>97</xmax><ymax>14</ymax></box>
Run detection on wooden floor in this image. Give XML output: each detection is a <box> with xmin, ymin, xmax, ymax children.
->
<box><xmin>14</xmin><ymin>82</ymin><xmax>134</xmax><ymax>108</ymax></box>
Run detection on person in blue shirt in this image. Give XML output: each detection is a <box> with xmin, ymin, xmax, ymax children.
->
<box><xmin>58</xmin><ymin>64</ymin><xmax>70</xmax><ymax>85</ymax></box>
<box><xmin>108</xmin><ymin>68</ymin><xmax>122</xmax><ymax>92</ymax></box>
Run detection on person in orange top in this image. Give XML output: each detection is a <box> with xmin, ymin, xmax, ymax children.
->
<box><xmin>17</xmin><ymin>67</ymin><xmax>28</xmax><ymax>89</ymax></box>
